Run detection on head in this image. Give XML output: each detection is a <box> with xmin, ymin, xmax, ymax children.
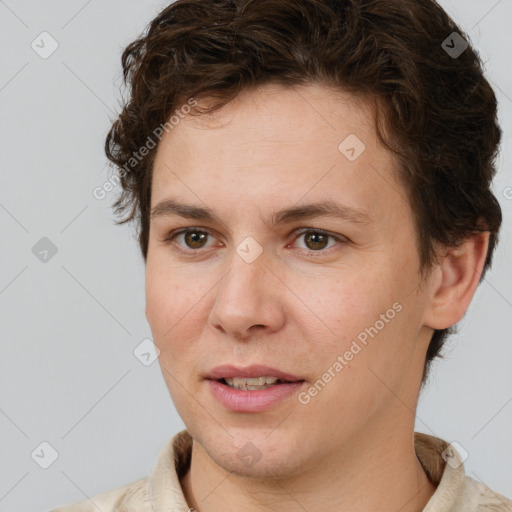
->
<box><xmin>105</xmin><ymin>0</ymin><xmax>502</xmax><ymax>477</ymax></box>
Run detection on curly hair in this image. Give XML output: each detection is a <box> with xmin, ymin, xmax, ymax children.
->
<box><xmin>104</xmin><ymin>0</ymin><xmax>502</xmax><ymax>382</ymax></box>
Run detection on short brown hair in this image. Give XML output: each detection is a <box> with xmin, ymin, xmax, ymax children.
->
<box><xmin>105</xmin><ymin>0</ymin><xmax>502</xmax><ymax>381</ymax></box>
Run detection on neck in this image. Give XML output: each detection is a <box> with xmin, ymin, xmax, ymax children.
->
<box><xmin>180</xmin><ymin>424</ymin><xmax>436</xmax><ymax>512</ymax></box>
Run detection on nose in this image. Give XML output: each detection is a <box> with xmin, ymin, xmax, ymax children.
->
<box><xmin>207</xmin><ymin>249</ymin><xmax>286</xmax><ymax>340</ymax></box>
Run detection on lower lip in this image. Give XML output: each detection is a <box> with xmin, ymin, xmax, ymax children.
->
<box><xmin>208</xmin><ymin>380</ymin><xmax>305</xmax><ymax>413</ymax></box>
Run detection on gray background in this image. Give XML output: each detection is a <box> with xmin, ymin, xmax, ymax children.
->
<box><xmin>0</xmin><ymin>1</ymin><xmax>510</xmax><ymax>510</ymax></box>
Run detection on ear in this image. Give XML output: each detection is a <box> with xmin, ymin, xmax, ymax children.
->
<box><xmin>422</xmin><ymin>231</ymin><xmax>490</xmax><ymax>330</ymax></box>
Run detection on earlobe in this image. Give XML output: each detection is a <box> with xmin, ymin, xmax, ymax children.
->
<box><xmin>422</xmin><ymin>232</ymin><xmax>490</xmax><ymax>330</ymax></box>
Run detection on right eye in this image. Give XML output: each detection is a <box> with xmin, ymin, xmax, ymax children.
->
<box><xmin>163</xmin><ymin>228</ymin><xmax>219</xmax><ymax>254</ymax></box>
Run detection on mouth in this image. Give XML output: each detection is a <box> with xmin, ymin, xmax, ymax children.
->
<box><xmin>205</xmin><ymin>365</ymin><xmax>306</xmax><ymax>412</ymax></box>
<box><xmin>219</xmin><ymin>376</ymin><xmax>302</xmax><ymax>391</ymax></box>
<box><xmin>206</xmin><ymin>364</ymin><xmax>305</xmax><ymax>387</ymax></box>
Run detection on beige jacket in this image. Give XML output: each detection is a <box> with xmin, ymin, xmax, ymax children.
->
<box><xmin>51</xmin><ymin>430</ymin><xmax>512</xmax><ymax>511</ymax></box>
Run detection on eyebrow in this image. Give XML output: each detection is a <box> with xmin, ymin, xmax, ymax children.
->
<box><xmin>150</xmin><ymin>198</ymin><xmax>374</xmax><ymax>228</ymax></box>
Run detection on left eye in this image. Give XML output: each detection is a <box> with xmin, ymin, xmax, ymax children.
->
<box><xmin>292</xmin><ymin>229</ymin><xmax>342</xmax><ymax>252</ymax></box>
<box><xmin>164</xmin><ymin>228</ymin><xmax>346</xmax><ymax>254</ymax></box>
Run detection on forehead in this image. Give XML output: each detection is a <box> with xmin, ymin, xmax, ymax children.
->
<box><xmin>179</xmin><ymin>82</ymin><xmax>378</xmax><ymax>145</ymax></box>
<box><xmin>151</xmin><ymin>82</ymin><xmax>408</xmax><ymax>226</ymax></box>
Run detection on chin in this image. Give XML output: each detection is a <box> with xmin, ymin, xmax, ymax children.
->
<box><xmin>193</xmin><ymin>422</ymin><xmax>311</xmax><ymax>480</ymax></box>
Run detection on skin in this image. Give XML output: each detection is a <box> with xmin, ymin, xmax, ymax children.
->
<box><xmin>145</xmin><ymin>82</ymin><xmax>490</xmax><ymax>512</ymax></box>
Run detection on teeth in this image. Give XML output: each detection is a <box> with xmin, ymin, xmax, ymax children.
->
<box><xmin>224</xmin><ymin>376</ymin><xmax>280</xmax><ymax>390</ymax></box>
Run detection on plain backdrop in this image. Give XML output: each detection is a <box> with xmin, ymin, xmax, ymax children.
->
<box><xmin>0</xmin><ymin>1</ymin><xmax>511</xmax><ymax>510</ymax></box>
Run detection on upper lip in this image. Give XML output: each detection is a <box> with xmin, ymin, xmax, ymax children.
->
<box><xmin>206</xmin><ymin>364</ymin><xmax>304</xmax><ymax>382</ymax></box>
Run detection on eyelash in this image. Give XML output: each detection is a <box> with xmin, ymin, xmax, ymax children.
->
<box><xmin>162</xmin><ymin>227</ymin><xmax>348</xmax><ymax>257</ymax></box>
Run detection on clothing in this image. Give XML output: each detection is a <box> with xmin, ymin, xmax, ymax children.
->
<box><xmin>50</xmin><ymin>430</ymin><xmax>512</xmax><ymax>511</ymax></box>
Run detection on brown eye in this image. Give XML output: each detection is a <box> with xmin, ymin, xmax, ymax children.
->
<box><xmin>182</xmin><ymin>230</ymin><xmax>209</xmax><ymax>249</ymax></box>
<box><xmin>292</xmin><ymin>228</ymin><xmax>347</xmax><ymax>255</ymax></box>
<box><xmin>165</xmin><ymin>228</ymin><xmax>214</xmax><ymax>251</ymax></box>
<box><xmin>303</xmin><ymin>231</ymin><xmax>329</xmax><ymax>251</ymax></box>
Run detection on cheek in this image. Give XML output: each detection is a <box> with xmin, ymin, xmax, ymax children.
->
<box><xmin>145</xmin><ymin>271</ymin><xmax>169</xmax><ymax>333</ymax></box>
<box><xmin>145</xmin><ymin>263</ymin><xmax>210</xmax><ymax>371</ymax></box>
<box><xmin>145</xmin><ymin>263</ymin><xmax>187</xmax><ymax>345</ymax></box>
<box><xmin>312</xmin><ymin>280</ymin><xmax>379</xmax><ymax>336</ymax></box>
<box><xmin>146</xmin><ymin>251</ymin><xmax>199</xmax><ymax>325</ymax></box>
<box><xmin>314</xmin><ymin>272</ymin><xmax>412</xmax><ymax>357</ymax></box>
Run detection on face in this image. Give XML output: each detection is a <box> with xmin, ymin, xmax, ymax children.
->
<box><xmin>145</xmin><ymin>83</ymin><xmax>437</xmax><ymax>478</ymax></box>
